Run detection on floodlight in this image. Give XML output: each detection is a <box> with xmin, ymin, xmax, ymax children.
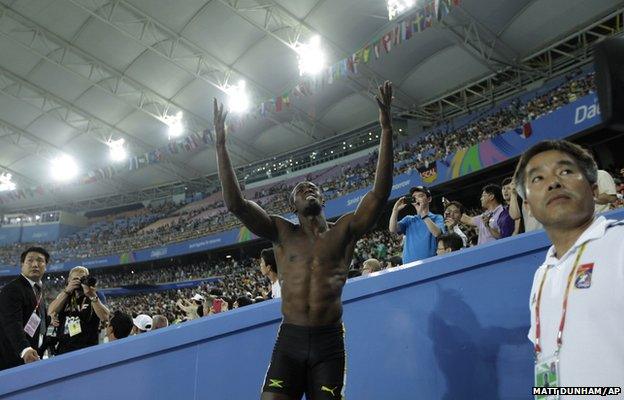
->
<box><xmin>51</xmin><ymin>155</ymin><xmax>79</xmax><ymax>182</ymax></box>
<box><xmin>0</xmin><ymin>173</ymin><xmax>16</xmax><ymax>192</ymax></box>
<box><xmin>165</xmin><ymin>111</ymin><xmax>184</xmax><ymax>139</ymax></box>
<box><xmin>108</xmin><ymin>138</ymin><xmax>127</xmax><ymax>162</ymax></box>
<box><xmin>387</xmin><ymin>0</ymin><xmax>417</xmax><ymax>20</ymax></box>
<box><xmin>227</xmin><ymin>81</ymin><xmax>250</xmax><ymax>114</ymax></box>
<box><xmin>296</xmin><ymin>36</ymin><xmax>325</xmax><ymax>76</ymax></box>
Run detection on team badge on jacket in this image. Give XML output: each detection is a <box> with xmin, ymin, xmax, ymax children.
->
<box><xmin>575</xmin><ymin>263</ymin><xmax>594</xmax><ymax>289</ymax></box>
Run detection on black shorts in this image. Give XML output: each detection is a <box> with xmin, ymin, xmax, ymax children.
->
<box><xmin>262</xmin><ymin>323</ymin><xmax>346</xmax><ymax>399</ymax></box>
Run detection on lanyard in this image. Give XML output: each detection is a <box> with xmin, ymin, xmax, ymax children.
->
<box><xmin>534</xmin><ymin>243</ymin><xmax>587</xmax><ymax>357</ymax></box>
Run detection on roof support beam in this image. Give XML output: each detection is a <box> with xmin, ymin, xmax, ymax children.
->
<box><xmin>0</xmin><ymin>64</ymin><xmax>194</xmax><ymax>185</ymax></box>
<box><xmin>0</xmin><ymin>118</ymin><xmax>137</xmax><ymax>194</ymax></box>
<box><xmin>0</xmin><ymin>3</ymin><xmax>247</xmax><ymax>168</ymax></box>
<box><xmin>408</xmin><ymin>6</ymin><xmax>624</xmax><ymax>122</ymax></box>
<box><xmin>64</xmin><ymin>0</ymin><xmax>329</xmax><ymax>142</ymax></box>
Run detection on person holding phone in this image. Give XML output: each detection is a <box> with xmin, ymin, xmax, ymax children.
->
<box><xmin>389</xmin><ymin>186</ymin><xmax>445</xmax><ymax>264</ymax></box>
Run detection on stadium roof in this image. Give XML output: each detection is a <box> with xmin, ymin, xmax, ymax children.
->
<box><xmin>0</xmin><ymin>0</ymin><xmax>621</xmax><ymax>212</ymax></box>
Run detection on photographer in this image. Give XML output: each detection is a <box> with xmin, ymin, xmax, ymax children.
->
<box><xmin>47</xmin><ymin>266</ymin><xmax>110</xmax><ymax>354</ymax></box>
<box><xmin>389</xmin><ymin>186</ymin><xmax>445</xmax><ymax>264</ymax></box>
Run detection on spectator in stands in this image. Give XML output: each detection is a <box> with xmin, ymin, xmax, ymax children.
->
<box><xmin>508</xmin><ymin>179</ymin><xmax>542</xmax><ymax>232</ymax></box>
<box><xmin>361</xmin><ymin>259</ymin><xmax>382</xmax><ymax>277</ymax></box>
<box><xmin>259</xmin><ymin>248</ymin><xmax>280</xmax><ymax>299</ymax></box>
<box><xmin>460</xmin><ymin>185</ymin><xmax>514</xmax><ymax>244</ymax></box>
<box><xmin>347</xmin><ymin>269</ymin><xmax>362</xmax><ymax>279</ymax></box>
<box><xmin>207</xmin><ymin>295</ymin><xmax>229</xmax><ymax>315</ymax></box>
<box><xmin>442</xmin><ymin>200</ymin><xmax>468</xmax><ymax>247</ymax></box>
<box><xmin>502</xmin><ymin>177</ymin><xmax>522</xmax><ymax>235</ymax></box>
<box><xmin>387</xmin><ymin>255</ymin><xmax>403</xmax><ymax>269</ymax></box>
<box><xmin>0</xmin><ymin>247</ymin><xmax>49</xmax><ymax>370</ymax></box>
<box><xmin>436</xmin><ymin>233</ymin><xmax>464</xmax><ymax>256</ymax></box>
<box><xmin>132</xmin><ymin>314</ymin><xmax>152</xmax><ymax>334</ymax></box>
<box><xmin>106</xmin><ymin>311</ymin><xmax>133</xmax><ymax>341</ymax></box>
<box><xmin>594</xmin><ymin>169</ymin><xmax>618</xmax><ymax>214</ymax></box>
<box><xmin>234</xmin><ymin>296</ymin><xmax>253</xmax><ymax>308</ymax></box>
<box><xmin>176</xmin><ymin>298</ymin><xmax>200</xmax><ymax>320</ymax></box>
<box><xmin>514</xmin><ymin>139</ymin><xmax>624</xmax><ymax>391</ymax></box>
<box><xmin>191</xmin><ymin>294</ymin><xmax>205</xmax><ymax>317</ymax></box>
<box><xmin>151</xmin><ymin>315</ymin><xmax>169</xmax><ymax>330</ymax></box>
<box><xmin>389</xmin><ymin>186</ymin><xmax>445</xmax><ymax>264</ymax></box>
<box><xmin>48</xmin><ymin>266</ymin><xmax>109</xmax><ymax>355</ymax></box>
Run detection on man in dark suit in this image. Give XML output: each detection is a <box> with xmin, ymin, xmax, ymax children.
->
<box><xmin>0</xmin><ymin>246</ymin><xmax>50</xmax><ymax>370</ymax></box>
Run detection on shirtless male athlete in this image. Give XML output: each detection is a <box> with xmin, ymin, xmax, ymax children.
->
<box><xmin>215</xmin><ymin>81</ymin><xmax>394</xmax><ymax>400</ymax></box>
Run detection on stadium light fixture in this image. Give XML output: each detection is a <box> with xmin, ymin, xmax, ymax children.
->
<box><xmin>0</xmin><ymin>173</ymin><xmax>16</xmax><ymax>192</ymax></box>
<box><xmin>108</xmin><ymin>138</ymin><xmax>127</xmax><ymax>162</ymax></box>
<box><xmin>51</xmin><ymin>155</ymin><xmax>79</xmax><ymax>182</ymax></box>
<box><xmin>387</xmin><ymin>0</ymin><xmax>417</xmax><ymax>20</ymax></box>
<box><xmin>165</xmin><ymin>111</ymin><xmax>184</xmax><ymax>139</ymax></box>
<box><xmin>227</xmin><ymin>80</ymin><xmax>250</xmax><ymax>114</ymax></box>
<box><xmin>296</xmin><ymin>36</ymin><xmax>325</xmax><ymax>76</ymax></box>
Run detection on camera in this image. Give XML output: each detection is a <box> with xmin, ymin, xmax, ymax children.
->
<box><xmin>79</xmin><ymin>275</ymin><xmax>97</xmax><ymax>287</ymax></box>
<box><xmin>404</xmin><ymin>196</ymin><xmax>415</xmax><ymax>204</ymax></box>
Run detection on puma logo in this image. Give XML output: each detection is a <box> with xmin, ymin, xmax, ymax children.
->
<box><xmin>321</xmin><ymin>385</ymin><xmax>339</xmax><ymax>397</ymax></box>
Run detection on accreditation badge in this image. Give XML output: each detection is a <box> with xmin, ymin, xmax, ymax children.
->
<box><xmin>534</xmin><ymin>354</ymin><xmax>560</xmax><ymax>400</ymax></box>
<box><xmin>67</xmin><ymin>316</ymin><xmax>82</xmax><ymax>337</ymax></box>
<box><xmin>24</xmin><ymin>312</ymin><xmax>41</xmax><ymax>337</ymax></box>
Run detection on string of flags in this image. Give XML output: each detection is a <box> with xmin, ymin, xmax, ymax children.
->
<box><xmin>0</xmin><ymin>129</ymin><xmax>214</xmax><ymax>204</ymax></box>
<box><xmin>0</xmin><ymin>0</ymin><xmax>461</xmax><ymax>204</ymax></box>
<box><xmin>252</xmin><ymin>0</ymin><xmax>461</xmax><ymax>118</ymax></box>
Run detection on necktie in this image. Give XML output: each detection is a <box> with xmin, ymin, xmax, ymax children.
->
<box><xmin>33</xmin><ymin>284</ymin><xmax>46</xmax><ymax>342</ymax></box>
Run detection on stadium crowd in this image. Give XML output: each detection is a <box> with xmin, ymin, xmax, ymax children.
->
<box><xmin>0</xmin><ymin>65</ymin><xmax>623</xmax><ymax>372</ymax></box>
<box><xmin>0</xmin><ymin>72</ymin><xmax>599</xmax><ymax>266</ymax></box>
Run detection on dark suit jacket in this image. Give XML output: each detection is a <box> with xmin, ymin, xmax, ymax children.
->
<box><xmin>0</xmin><ymin>275</ymin><xmax>47</xmax><ymax>370</ymax></box>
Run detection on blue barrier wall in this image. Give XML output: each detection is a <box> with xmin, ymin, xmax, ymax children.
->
<box><xmin>0</xmin><ymin>226</ymin><xmax>21</xmax><ymax>246</ymax></box>
<box><xmin>2</xmin><ymin>210</ymin><xmax>620</xmax><ymax>400</ymax></box>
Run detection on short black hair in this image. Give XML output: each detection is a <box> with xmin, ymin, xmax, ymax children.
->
<box><xmin>513</xmin><ymin>140</ymin><xmax>597</xmax><ymax>200</ymax></box>
<box><xmin>347</xmin><ymin>269</ymin><xmax>362</xmax><ymax>279</ymax></box>
<box><xmin>438</xmin><ymin>233</ymin><xmax>464</xmax><ymax>252</ymax></box>
<box><xmin>20</xmin><ymin>247</ymin><xmax>50</xmax><ymax>264</ymax></box>
<box><xmin>236</xmin><ymin>296</ymin><xmax>253</xmax><ymax>308</ymax></box>
<box><xmin>260</xmin><ymin>248</ymin><xmax>277</xmax><ymax>273</ymax></box>
<box><xmin>482</xmin><ymin>184</ymin><xmax>505</xmax><ymax>205</ymax></box>
<box><xmin>444</xmin><ymin>201</ymin><xmax>465</xmax><ymax>214</ymax></box>
<box><xmin>388</xmin><ymin>256</ymin><xmax>403</xmax><ymax>267</ymax></box>
<box><xmin>409</xmin><ymin>186</ymin><xmax>431</xmax><ymax>198</ymax></box>
<box><xmin>109</xmin><ymin>311</ymin><xmax>133</xmax><ymax>339</ymax></box>
<box><xmin>501</xmin><ymin>177</ymin><xmax>513</xmax><ymax>186</ymax></box>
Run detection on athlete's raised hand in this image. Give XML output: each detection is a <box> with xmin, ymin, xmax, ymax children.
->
<box><xmin>214</xmin><ymin>98</ymin><xmax>228</xmax><ymax>146</ymax></box>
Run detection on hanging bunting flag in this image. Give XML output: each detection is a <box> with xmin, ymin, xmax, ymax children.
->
<box><xmin>347</xmin><ymin>55</ymin><xmax>356</xmax><ymax>74</ymax></box>
<box><xmin>0</xmin><ymin>0</ymin><xmax>466</xmax><ymax>204</ymax></box>
<box><xmin>382</xmin><ymin>32</ymin><xmax>392</xmax><ymax>53</ymax></box>
<box><xmin>339</xmin><ymin>59</ymin><xmax>348</xmax><ymax>76</ymax></box>
<box><xmin>275</xmin><ymin>96</ymin><xmax>283</xmax><ymax>112</ymax></box>
<box><xmin>362</xmin><ymin>46</ymin><xmax>371</xmax><ymax>63</ymax></box>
